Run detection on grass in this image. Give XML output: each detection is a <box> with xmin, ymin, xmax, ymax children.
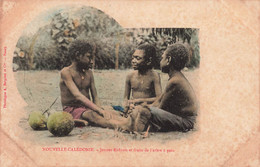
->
<box><xmin>15</xmin><ymin>69</ymin><xmax>199</xmax><ymax>143</ymax></box>
<box><xmin>14</xmin><ymin>69</ymin><xmax>199</xmax><ymax>114</ymax></box>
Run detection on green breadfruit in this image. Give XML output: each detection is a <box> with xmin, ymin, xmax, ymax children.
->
<box><xmin>28</xmin><ymin>111</ymin><xmax>47</xmax><ymax>130</ymax></box>
<box><xmin>47</xmin><ymin>112</ymin><xmax>74</xmax><ymax>137</ymax></box>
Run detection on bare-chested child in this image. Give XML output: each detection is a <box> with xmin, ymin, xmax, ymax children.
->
<box><xmin>60</xmin><ymin>40</ymin><xmax>133</xmax><ymax>131</ymax></box>
<box><xmin>123</xmin><ymin>44</ymin><xmax>162</xmax><ymax>114</ymax></box>
<box><xmin>148</xmin><ymin>43</ymin><xmax>198</xmax><ymax>132</ymax></box>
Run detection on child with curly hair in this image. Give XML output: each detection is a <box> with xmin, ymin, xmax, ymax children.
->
<box><xmin>60</xmin><ymin>40</ymin><xmax>133</xmax><ymax>130</ymax></box>
<box><xmin>123</xmin><ymin>44</ymin><xmax>162</xmax><ymax>114</ymax></box>
<box><xmin>148</xmin><ymin>43</ymin><xmax>198</xmax><ymax>132</ymax></box>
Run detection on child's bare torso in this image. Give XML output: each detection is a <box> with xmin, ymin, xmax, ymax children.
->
<box><xmin>60</xmin><ymin>66</ymin><xmax>92</xmax><ymax>107</ymax></box>
<box><xmin>129</xmin><ymin>70</ymin><xmax>158</xmax><ymax>99</ymax></box>
<box><xmin>160</xmin><ymin>72</ymin><xmax>197</xmax><ymax>117</ymax></box>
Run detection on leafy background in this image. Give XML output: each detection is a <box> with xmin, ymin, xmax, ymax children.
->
<box><xmin>13</xmin><ymin>6</ymin><xmax>199</xmax><ymax>70</ymax></box>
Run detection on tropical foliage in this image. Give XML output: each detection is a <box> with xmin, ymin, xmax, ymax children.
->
<box><xmin>13</xmin><ymin>7</ymin><xmax>199</xmax><ymax>70</ymax></box>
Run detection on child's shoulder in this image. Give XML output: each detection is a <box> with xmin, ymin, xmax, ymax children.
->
<box><xmin>126</xmin><ymin>70</ymin><xmax>137</xmax><ymax>78</ymax></box>
<box><xmin>60</xmin><ymin>67</ymin><xmax>73</xmax><ymax>80</ymax></box>
<box><xmin>148</xmin><ymin>70</ymin><xmax>160</xmax><ymax>79</ymax></box>
<box><xmin>168</xmin><ymin>73</ymin><xmax>191</xmax><ymax>89</ymax></box>
<box><xmin>150</xmin><ymin>70</ymin><xmax>160</xmax><ymax>76</ymax></box>
<box><xmin>85</xmin><ymin>69</ymin><xmax>93</xmax><ymax>74</ymax></box>
<box><xmin>60</xmin><ymin>67</ymin><xmax>70</xmax><ymax>75</ymax></box>
<box><xmin>85</xmin><ymin>69</ymin><xmax>94</xmax><ymax>78</ymax></box>
<box><xmin>167</xmin><ymin>72</ymin><xmax>182</xmax><ymax>83</ymax></box>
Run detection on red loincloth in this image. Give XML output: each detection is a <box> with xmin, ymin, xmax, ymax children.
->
<box><xmin>63</xmin><ymin>106</ymin><xmax>91</xmax><ymax>119</ymax></box>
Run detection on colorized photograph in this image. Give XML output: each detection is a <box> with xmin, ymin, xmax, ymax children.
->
<box><xmin>1</xmin><ymin>0</ymin><xmax>259</xmax><ymax>166</ymax></box>
<box><xmin>13</xmin><ymin>5</ymin><xmax>200</xmax><ymax>143</ymax></box>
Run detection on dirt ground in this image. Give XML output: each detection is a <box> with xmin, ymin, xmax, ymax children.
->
<box><xmin>14</xmin><ymin>69</ymin><xmax>199</xmax><ymax>144</ymax></box>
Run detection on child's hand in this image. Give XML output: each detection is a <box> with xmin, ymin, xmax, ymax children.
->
<box><xmin>128</xmin><ymin>99</ymin><xmax>136</xmax><ymax>104</ymax></box>
<box><xmin>128</xmin><ymin>99</ymin><xmax>143</xmax><ymax>105</ymax></box>
<box><xmin>127</xmin><ymin>103</ymin><xmax>135</xmax><ymax>115</ymax></box>
<box><xmin>123</xmin><ymin>99</ymin><xmax>133</xmax><ymax>106</ymax></box>
<box><xmin>129</xmin><ymin>103</ymin><xmax>135</xmax><ymax>110</ymax></box>
<box><xmin>123</xmin><ymin>100</ymin><xmax>131</xmax><ymax>115</ymax></box>
<box><xmin>99</xmin><ymin>110</ymin><xmax>112</xmax><ymax>120</ymax></box>
<box><xmin>123</xmin><ymin>106</ymin><xmax>129</xmax><ymax>115</ymax></box>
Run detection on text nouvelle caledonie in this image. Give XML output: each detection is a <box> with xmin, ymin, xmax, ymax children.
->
<box><xmin>42</xmin><ymin>147</ymin><xmax>175</xmax><ymax>153</ymax></box>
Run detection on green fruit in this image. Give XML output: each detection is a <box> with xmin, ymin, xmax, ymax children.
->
<box><xmin>28</xmin><ymin>111</ymin><xmax>47</xmax><ymax>130</ymax></box>
<box><xmin>47</xmin><ymin>112</ymin><xmax>74</xmax><ymax>137</ymax></box>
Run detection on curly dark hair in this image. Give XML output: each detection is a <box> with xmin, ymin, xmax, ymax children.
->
<box><xmin>166</xmin><ymin>43</ymin><xmax>189</xmax><ymax>71</ymax></box>
<box><xmin>68</xmin><ymin>40</ymin><xmax>94</xmax><ymax>61</ymax></box>
<box><xmin>137</xmin><ymin>44</ymin><xmax>157</xmax><ymax>69</ymax></box>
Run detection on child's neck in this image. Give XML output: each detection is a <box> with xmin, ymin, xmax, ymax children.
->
<box><xmin>138</xmin><ymin>68</ymin><xmax>151</xmax><ymax>75</ymax></box>
<box><xmin>168</xmin><ymin>69</ymin><xmax>180</xmax><ymax>79</ymax></box>
<box><xmin>71</xmin><ymin>62</ymin><xmax>87</xmax><ymax>72</ymax></box>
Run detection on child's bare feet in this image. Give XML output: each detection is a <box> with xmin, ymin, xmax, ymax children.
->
<box><xmin>118</xmin><ymin>116</ymin><xmax>133</xmax><ymax>132</ymax></box>
<box><xmin>130</xmin><ymin>105</ymin><xmax>151</xmax><ymax>132</ymax></box>
<box><xmin>74</xmin><ymin>119</ymin><xmax>89</xmax><ymax>127</ymax></box>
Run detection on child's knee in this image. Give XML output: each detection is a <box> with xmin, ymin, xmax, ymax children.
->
<box><xmin>82</xmin><ymin>110</ymin><xmax>96</xmax><ymax>122</ymax></box>
<box><xmin>149</xmin><ymin>106</ymin><xmax>161</xmax><ymax>115</ymax></box>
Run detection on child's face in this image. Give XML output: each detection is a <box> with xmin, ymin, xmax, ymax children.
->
<box><xmin>78</xmin><ymin>52</ymin><xmax>93</xmax><ymax>69</ymax></box>
<box><xmin>160</xmin><ymin>51</ymin><xmax>169</xmax><ymax>73</ymax></box>
<box><xmin>132</xmin><ymin>49</ymin><xmax>146</xmax><ymax>70</ymax></box>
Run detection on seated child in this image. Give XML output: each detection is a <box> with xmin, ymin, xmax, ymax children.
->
<box><xmin>123</xmin><ymin>44</ymin><xmax>162</xmax><ymax>114</ymax></box>
<box><xmin>134</xmin><ymin>43</ymin><xmax>198</xmax><ymax>132</ymax></box>
<box><xmin>148</xmin><ymin>43</ymin><xmax>198</xmax><ymax>132</ymax></box>
<box><xmin>60</xmin><ymin>40</ymin><xmax>133</xmax><ymax>131</ymax></box>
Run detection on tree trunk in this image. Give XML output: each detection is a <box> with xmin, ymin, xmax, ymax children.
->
<box><xmin>115</xmin><ymin>43</ymin><xmax>119</xmax><ymax>70</ymax></box>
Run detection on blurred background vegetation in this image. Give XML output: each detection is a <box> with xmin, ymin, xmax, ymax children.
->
<box><xmin>13</xmin><ymin>6</ymin><xmax>199</xmax><ymax>71</ymax></box>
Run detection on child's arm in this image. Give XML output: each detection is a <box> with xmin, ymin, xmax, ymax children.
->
<box><xmin>123</xmin><ymin>73</ymin><xmax>132</xmax><ymax>113</ymax></box>
<box><xmin>154</xmin><ymin>72</ymin><xmax>162</xmax><ymax>97</ymax></box>
<box><xmin>61</xmin><ymin>69</ymin><xmax>108</xmax><ymax>118</ymax></box>
<box><xmin>151</xmin><ymin>94</ymin><xmax>163</xmax><ymax>107</ymax></box>
<box><xmin>158</xmin><ymin>81</ymin><xmax>176</xmax><ymax>109</ymax></box>
<box><xmin>89</xmin><ymin>71</ymin><xmax>102</xmax><ymax>108</ymax></box>
<box><xmin>128</xmin><ymin>97</ymin><xmax>156</xmax><ymax>104</ymax></box>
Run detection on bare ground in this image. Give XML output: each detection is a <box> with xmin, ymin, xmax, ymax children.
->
<box><xmin>15</xmin><ymin>69</ymin><xmax>199</xmax><ymax>144</ymax></box>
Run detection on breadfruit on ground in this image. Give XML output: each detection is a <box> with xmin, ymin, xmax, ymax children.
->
<box><xmin>47</xmin><ymin>112</ymin><xmax>74</xmax><ymax>137</ymax></box>
<box><xmin>28</xmin><ymin>111</ymin><xmax>47</xmax><ymax>130</ymax></box>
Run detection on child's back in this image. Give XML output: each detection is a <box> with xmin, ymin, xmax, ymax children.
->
<box><xmin>160</xmin><ymin>71</ymin><xmax>197</xmax><ymax>118</ymax></box>
<box><xmin>149</xmin><ymin>43</ymin><xmax>198</xmax><ymax>132</ymax></box>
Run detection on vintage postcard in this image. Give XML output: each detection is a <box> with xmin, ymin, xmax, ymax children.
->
<box><xmin>0</xmin><ymin>0</ymin><xmax>259</xmax><ymax>166</ymax></box>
